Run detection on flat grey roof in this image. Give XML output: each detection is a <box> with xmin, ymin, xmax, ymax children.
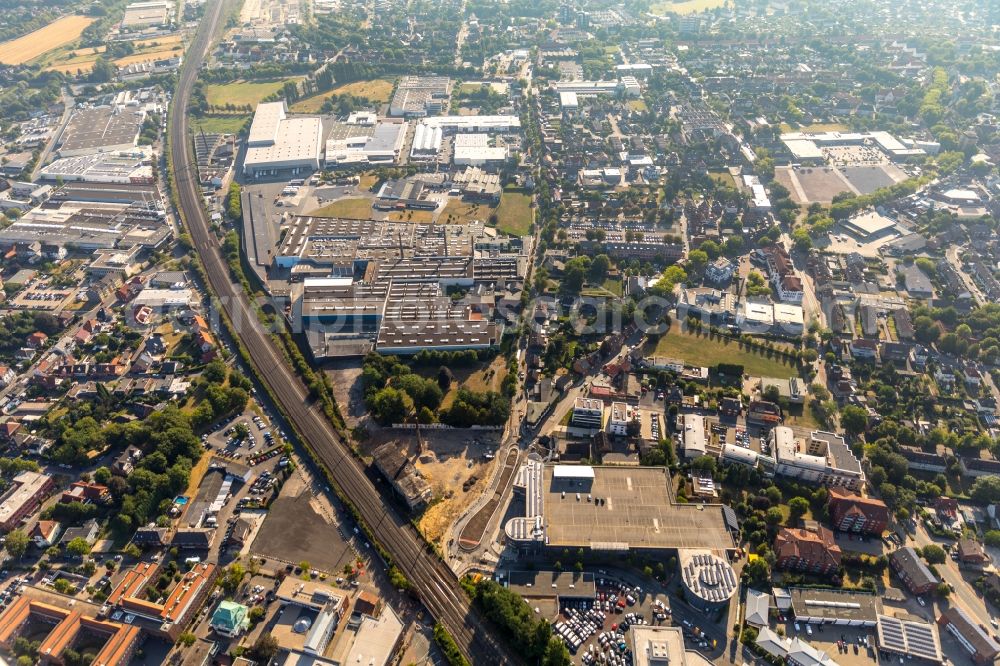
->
<box><xmin>541</xmin><ymin>466</ymin><xmax>733</xmax><ymax>551</ymax></box>
<box><xmin>789</xmin><ymin>587</ymin><xmax>880</xmax><ymax>623</ymax></box>
<box><xmin>60</xmin><ymin>106</ymin><xmax>144</xmax><ymax>154</ymax></box>
<box><xmin>505</xmin><ymin>570</ymin><xmax>596</xmax><ymax>599</ymax></box>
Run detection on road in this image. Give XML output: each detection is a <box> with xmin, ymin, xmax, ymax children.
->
<box><xmin>911</xmin><ymin>522</ymin><xmax>992</xmax><ymax>628</ymax></box>
<box><xmin>30</xmin><ymin>87</ymin><xmax>74</xmax><ymax>182</ymax></box>
<box><xmin>166</xmin><ymin>2</ymin><xmax>515</xmax><ymax>663</ymax></box>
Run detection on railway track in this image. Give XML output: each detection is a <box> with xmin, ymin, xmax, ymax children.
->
<box><xmin>166</xmin><ymin>4</ymin><xmax>516</xmax><ymax>662</ymax></box>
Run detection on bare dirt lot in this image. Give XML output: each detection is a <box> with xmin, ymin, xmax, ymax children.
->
<box><xmin>840</xmin><ymin>164</ymin><xmax>906</xmax><ymax>195</ymax></box>
<box><xmin>793</xmin><ymin>166</ymin><xmax>855</xmax><ymax>202</ymax></box>
<box><xmin>360</xmin><ymin>428</ymin><xmax>501</xmax><ymax>544</ymax></box>
<box><xmin>325</xmin><ymin>361</ymin><xmax>367</xmax><ymax>426</ymax></box>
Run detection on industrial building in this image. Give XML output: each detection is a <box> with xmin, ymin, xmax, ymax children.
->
<box><xmin>410</xmin><ymin>122</ymin><xmax>444</xmax><ymax>160</ymax></box>
<box><xmin>59</xmin><ymin>106</ymin><xmax>146</xmax><ymax>157</ymax></box>
<box><xmin>389</xmin><ymin>76</ymin><xmax>452</xmax><ymax>117</ymax></box>
<box><xmin>770</xmin><ymin>427</ymin><xmax>864</xmax><ymax>490</ymax></box>
<box><xmin>243</xmin><ymin>102</ymin><xmax>323</xmax><ymax>176</ymax></box>
<box><xmin>453</xmin><ymin>133</ymin><xmax>508</xmax><ymax>167</ymax></box>
<box><xmin>503</xmin><ymin>463</ymin><xmax>734</xmax><ymax>555</ymax></box>
<box><xmin>420</xmin><ymin>115</ymin><xmax>521</xmax><ymax>134</ymax></box>
<box><xmin>0</xmin><ymin>202</ymin><xmax>170</xmax><ymax>253</ymax></box>
<box><xmin>325</xmin><ymin>121</ymin><xmax>407</xmax><ymax>166</ymax></box>
<box><xmin>39</xmin><ymin>150</ymin><xmax>154</xmax><ymax>184</ymax></box>
<box><xmin>780</xmin><ymin>130</ymin><xmax>926</xmax><ymax>163</ymax></box>
<box><xmin>121</xmin><ymin>0</ymin><xmax>172</xmax><ymax>28</ymax></box>
<box><xmin>273</xmin><ymin>578</ymin><xmax>346</xmax><ymax>656</ymax></box>
<box><xmin>842</xmin><ymin>210</ymin><xmax>898</xmax><ymax>240</ymax></box>
<box><xmin>275</xmin><ymin>218</ymin><xmax>522</xmax><ymax>357</ymax></box>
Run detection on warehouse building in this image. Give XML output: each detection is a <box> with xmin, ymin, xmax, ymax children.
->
<box><xmin>420</xmin><ymin>115</ymin><xmax>521</xmax><ymax>134</ymax></box>
<box><xmin>410</xmin><ymin>123</ymin><xmax>443</xmax><ymax>160</ymax></box>
<box><xmin>243</xmin><ymin>102</ymin><xmax>323</xmax><ymax>176</ymax></box>
<box><xmin>58</xmin><ymin>106</ymin><xmax>146</xmax><ymax>157</ymax></box>
<box><xmin>121</xmin><ymin>0</ymin><xmax>172</xmax><ymax>28</ymax></box>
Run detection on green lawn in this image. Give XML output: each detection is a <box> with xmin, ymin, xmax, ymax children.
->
<box><xmin>205</xmin><ymin>78</ymin><xmax>303</xmax><ymax>108</ymax></box>
<box><xmin>708</xmin><ymin>170</ymin><xmax>736</xmax><ymax>188</ymax></box>
<box><xmin>307</xmin><ymin>198</ymin><xmax>373</xmax><ymax>219</ymax></box>
<box><xmin>495</xmin><ymin>191</ymin><xmax>533</xmax><ymax>236</ymax></box>
<box><xmin>652</xmin><ymin>327</ymin><xmax>800</xmax><ymax>379</ymax></box>
<box><xmin>192</xmin><ymin>115</ymin><xmax>249</xmax><ymax>134</ymax></box>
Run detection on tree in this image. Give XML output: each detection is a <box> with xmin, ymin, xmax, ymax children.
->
<box><xmin>249</xmin><ymin>606</ymin><xmax>266</xmax><ymax>623</ymax></box>
<box><xmin>788</xmin><ymin>497</ymin><xmax>810</xmax><ymax>522</ymax></box>
<box><xmin>5</xmin><ymin>529</ymin><xmax>28</xmax><ymax>559</ymax></box>
<box><xmin>970</xmin><ymin>476</ymin><xmax>1000</xmax><ymax>504</ymax></box>
<box><xmin>65</xmin><ymin>537</ymin><xmax>91</xmax><ymax>559</ymax></box>
<box><xmin>744</xmin><ymin>557</ymin><xmax>770</xmax><ymax>586</ymax></box>
<box><xmin>765</xmin><ymin>507</ymin><xmax>784</xmax><ymax>525</ymax></box>
<box><xmin>588</xmin><ymin>254</ymin><xmax>611</xmax><ymax>283</ymax></box>
<box><xmin>984</xmin><ymin>531</ymin><xmax>1000</xmax><ymax>548</ymax></box>
<box><xmin>248</xmin><ymin>633</ymin><xmax>279</xmax><ymax>664</ymax></box>
<box><xmin>687</xmin><ymin>249</ymin><xmax>708</xmax><ymax>273</ymax></box>
<box><xmin>921</xmin><ymin>545</ymin><xmax>947</xmax><ymax>565</ymax></box>
<box><xmin>841</xmin><ymin>405</ymin><xmax>869</xmax><ymax>438</ymax></box>
<box><xmin>934</xmin><ymin>582</ymin><xmax>951</xmax><ymax>599</ymax></box>
<box><xmin>176</xmin><ymin>632</ymin><xmax>197</xmax><ymax>647</ymax></box>
<box><xmin>220</xmin><ymin>563</ymin><xmax>246</xmax><ymax>594</ymax></box>
<box><xmin>438</xmin><ymin>366</ymin><xmax>454</xmax><ymax>391</ymax></box>
<box><xmin>369</xmin><ymin>387</ymin><xmax>414</xmax><ymax>425</ymax></box>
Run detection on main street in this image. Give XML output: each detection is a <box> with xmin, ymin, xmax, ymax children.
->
<box><xmin>166</xmin><ymin>2</ymin><xmax>515</xmax><ymax>662</ymax></box>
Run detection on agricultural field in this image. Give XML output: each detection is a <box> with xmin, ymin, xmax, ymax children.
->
<box><xmin>42</xmin><ymin>34</ymin><xmax>185</xmax><ymax>74</ymax></box>
<box><xmin>651</xmin><ymin>326</ymin><xmax>800</xmax><ymax>379</ymax></box>
<box><xmin>308</xmin><ymin>197</ymin><xmax>374</xmax><ymax>220</ymax></box>
<box><xmin>650</xmin><ymin>0</ymin><xmax>729</xmax><ymax>15</ymax></box>
<box><xmin>495</xmin><ymin>191</ymin><xmax>533</xmax><ymax>236</ymax></box>
<box><xmin>205</xmin><ymin>78</ymin><xmax>303</xmax><ymax>108</ymax></box>
<box><xmin>0</xmin><ymin>15</ymin><xmax>94</xmax><ymax>65</ymax></box>
<box><xmin>289</xmin><ymin>78</ymin><xmax>395</xmax><ymax>113</ymax></box>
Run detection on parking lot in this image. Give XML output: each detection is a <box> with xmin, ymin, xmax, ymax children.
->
<box><xmin>204</xmin><ymin>409</ymin><xmax>286</xmax><ymax>463</ymax></box>
<box><xmin>550</xmin><ymin>575</ymin><xmax>680</xmax><ymax>666</ymax></box>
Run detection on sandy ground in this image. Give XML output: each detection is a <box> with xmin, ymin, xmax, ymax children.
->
<box><xmin>361</xmin><ymin>428</ymin><xmax>501</xmax><ymax>544</ymax></box>
<box><xmin>325</xmin><ymin>361</ymin><xmax>367</xmax><ymax>426</ymax></box>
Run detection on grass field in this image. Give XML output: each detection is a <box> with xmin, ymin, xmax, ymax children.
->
<box><xmin>309</xmin><ymin>198</ymin><xmax>373</xmax><ymax>219</ymax></box>
<box><xmin>0</xmin><ymin>15</ymin><xmax>94</xmax><ymax>64</ymax></box>
<box><xmin>386</xmin><ymin>209</ymin><xmax>436</xmax><ymax>223</ymax></box>
<box><xmin>627</xmin><ymin>99</ymin><xmax>648</xmax><ymax>112</ymax></box>
<box><xmin>495</xmin><ymin>191</ymin><xmax>533</xmax><ymax>236</ymax></box>
<box><xmin>708</xmin><ymin>170</ymin><xmax>736</xmax><ymax>188</ymax></box>
<box><xmin>779</xmin><ymin>122</ymin><xmax>849</xmax><ymax>133</ymax></box>
<box><xmin>192</xmin><ymin>115</ymin><xmax>250</xmax><ymax>134</ymax></box>
<box><xmin>289</xmin><ymin>78</ymin><xmax>395</xmax><ymax>113</ymax></box>
<box><xmin>651</xmin><ymin>327</ymin><xmax>799</xmax><ymax>379</ymax></box>
<box><xmin>650</xmin><ymin>0</ymin><xmax>727</xmax><ymax>15</ymax></box>
<box><xmin>440</xmin><ymin>198</ymin><xmax>493</xmax><ymax>225</ymax></box>
<box><xmin>205</xmin><ymin>78</ymin><xmax>303</xmax><ymax>108</ymax></box>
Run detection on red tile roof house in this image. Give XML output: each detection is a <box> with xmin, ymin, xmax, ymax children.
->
<box><xmin>827</xmin><ymin>487</ymin><xmax>889</xmax><ymax>536</ymax></box>
<box><xmin>774</xmin><ymin>524</ymin><xmax>842</xmax><ymax>576</ymax></box>
<box><xmin>26</xmin><ymin>332</ymin><xmax>48</xmax><ymax>349</ymax></box>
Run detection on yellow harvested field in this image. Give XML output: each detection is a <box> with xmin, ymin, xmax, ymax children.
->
<box><xmin>0</xmin><ymin>15</ymin><xmax>95</xmax><ymax>65</ymax></box>
<box><xmin>290</xmin><ymin>78</ymin><xmax>395</xmax><ymax>113</ymax></box>
<box><xmin>650</xmin><ymin>0</ymin><xmax>728</xmax><ymax>15</ymax></box>
<box><xmin>114</xmin><ymin>47</ymin><xmax>183</xmax><ymax>67</ymax></box>
<box><xmin>134</xmin><ymin>34</ymin><xmax>183</xmax><ymax>48</ymax></box>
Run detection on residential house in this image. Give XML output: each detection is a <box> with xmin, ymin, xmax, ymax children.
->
<box><xmin>31</xmin><ymin>520</ymin><xmax>62</xmax><ymax>548</ymax></box>
<box><xmin>890</xmin><ymin>546</ymin><xmax>938</xmax><ymax>595</ymax></box>
<box><xmin>827</xmin><ymin>488</ymin><xmax>889</xmax><ymax>536</ymax></box>
<box><xmin>774</xmin><ymin>524</ymin><xmax>842</xmax><ymax>576</ymax></box>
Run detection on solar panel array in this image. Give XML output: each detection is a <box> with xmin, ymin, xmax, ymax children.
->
<box><xmin>877</xmin><ymin>615</ymin><xmax>942</xmax><ymax>662</ymax></box>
